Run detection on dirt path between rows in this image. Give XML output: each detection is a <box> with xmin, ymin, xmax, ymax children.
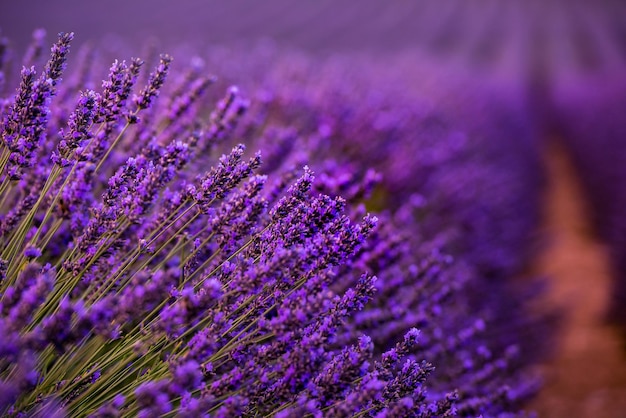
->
<box><xmin>529</xmin><ymin>143</ymin><xmax>626</xmax><ymax>417</ymax></box>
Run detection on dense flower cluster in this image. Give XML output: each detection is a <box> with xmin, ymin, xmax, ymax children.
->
<box><xmin>0</xmin><ymin>31</ymin><xmax>546</xmax><ymax>416</ymax></box>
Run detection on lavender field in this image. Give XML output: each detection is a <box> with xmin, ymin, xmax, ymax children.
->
<box><xmin>0</xmin><ymin>1</ymin><xmax>625</xmax><ymax>416</ymax></box>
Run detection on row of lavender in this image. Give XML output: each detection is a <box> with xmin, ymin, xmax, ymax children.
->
<box><xmin>0</xmin><ymin>31</ymin><xmax>545</xmax><ymax>416</ymax></box>
<box><xmin>541</xmin><ymin>0</ymin><xmax>626</xmax><ymax>328</ymax></box>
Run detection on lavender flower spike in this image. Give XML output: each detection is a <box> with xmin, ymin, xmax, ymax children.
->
<box><xmin>52</xmin><ymin>89</ymin><xmax>99</xmax><ymax>167</ymax></box>
<box><xmin>133</xmin><ymin>53</ymin><xmax>172</xmax><ymax>112</ymax></box>
<box><xmin>2</xmin><ymin>32</ymin><xmax>73</xmax><ymax>180</ymax></box>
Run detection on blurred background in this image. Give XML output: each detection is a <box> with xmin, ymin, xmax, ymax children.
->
<box><xmin>2</xmin><ymin>1</ymin><xmax>626</xmax><ymax>416</ymax></box>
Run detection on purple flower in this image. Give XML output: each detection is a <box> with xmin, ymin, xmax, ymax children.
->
<box><xmin>52</xmin><ymin>89</ymin><xmax>99</xmax><ymax>167</ymax></box>
<box><xmin>132</xmin><ymin>54</ymin><xmax>172</xmax><ymax>113</ymax></box>
<box><xmin>2</xmin><ymin>32</ymin><xmax>73</xmax><ymax>180</ymax></box>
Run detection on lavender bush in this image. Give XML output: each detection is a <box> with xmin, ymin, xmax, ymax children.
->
<box><xmin>0</xmin><ymin>31</ymin><xmax>543</xmax><ymax>416</ymax></box>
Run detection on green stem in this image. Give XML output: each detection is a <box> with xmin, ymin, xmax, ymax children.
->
<box><xmin>93</xmin><ymin>122</ymin><xmax>130</xmax><ymax>174</ymax></box>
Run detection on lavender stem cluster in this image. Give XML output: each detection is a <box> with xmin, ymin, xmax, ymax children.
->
<box><xmin>0</xmin><ymin>31</ymin><xmax>542</xmax><ymax>417</ymax></box>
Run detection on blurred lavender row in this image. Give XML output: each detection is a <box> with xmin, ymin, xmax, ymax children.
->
<box><xmin>539</xmin><ymin>1</ymin><xmax>626</xmax><ymax>328</ymax></box>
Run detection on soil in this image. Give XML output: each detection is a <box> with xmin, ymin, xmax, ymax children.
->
<box><xmin>529</xmin><ymin>142</ymin><xmax>626</xmax><ymax>417</ymax></box>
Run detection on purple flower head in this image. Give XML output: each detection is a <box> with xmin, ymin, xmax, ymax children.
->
<box><xmin>133</xmin><ymin>53</ymin><xmax>172</xmax><ymax>113</ymax></box>
<box><xmin>94</xmin><ymin>58</ymin><xmax>142</xmax><ymax>124</ymax></box>
<box><xmin>52</xmin><ymin>89</ymin><xmax>99</xmax><ymax>166</ymax></box>
<box><xmin>193</xmin><ymin>144</ymin><xmax>261</xmax><ymax>212</ymax></box>
<box><xmin>2</xmin><ymin>32</ymin><xmax>73</xmax><ymax>180</ymax></box>
<box><xmin>23</xmin><ymin>245</ymin><xmax>41</xmax><ymax>259</ymax></box>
